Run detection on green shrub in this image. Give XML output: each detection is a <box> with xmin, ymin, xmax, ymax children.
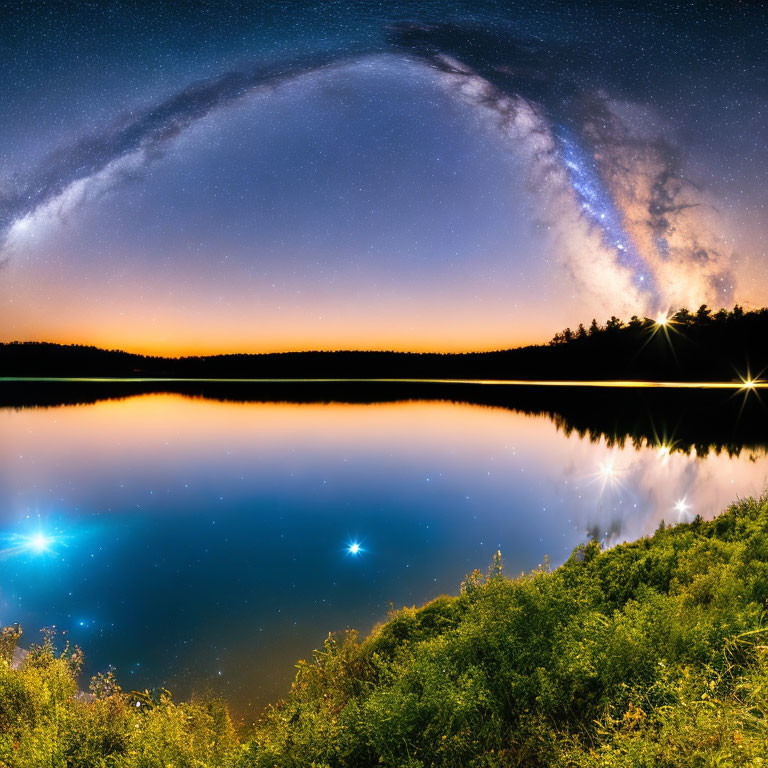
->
<box><xmin>0</xmin><ymin>628</ymin><xmax>240</xmax><ymax>767</ymax></box>
<box><xmin>6</xmin><ymin>496</ymin><xmax>768</xmax><ymax>767</ymax></box>
<box><xmin>242</xmin><ymin>496</ymin><xmax>768</xmax><ymax>767</ymax></box>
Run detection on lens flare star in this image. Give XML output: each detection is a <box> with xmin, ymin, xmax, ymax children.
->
<box><xmin>738</xmin><ymin>373</ymin><xmax>762</xmax><ymax>390</ymax></box>
<box><xmin>0</xmin><ymin>529</ymin><xmax>62</xmax><ymax>561</ymax></box>
<box><xmin>673</xmin><ymin>498</ymin><xmax>691</xmax><ymax>519</ymax></box>
<box><xmin>27</xmin><ymin>533</ymin><xmax>53</xmax><ymax>553</ymax></box>
<box><xmin>347</xmin><ymin>541</ymin><xmax>364</xmax><ymax>556</ymax></box>
<box><xmin>591</xmin><ymin>454</ymin><xmax>630</xmax><ymax>496</ymax></box>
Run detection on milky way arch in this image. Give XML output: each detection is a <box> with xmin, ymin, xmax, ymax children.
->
<box><xmin>0</xmin><ymin>21</ymin><xmax>735</xmax><ymax>314</ymax></box>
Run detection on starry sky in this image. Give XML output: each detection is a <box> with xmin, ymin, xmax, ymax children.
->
<box><xmin>1</xmin><ymin>0</ymin><xmax>766</xmax><ymax>354</ymax></box>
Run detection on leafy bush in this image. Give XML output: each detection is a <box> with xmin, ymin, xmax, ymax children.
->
<box><xmin>243</xmin><ymin>497</ymin><xmax>768</xmax><ymax>767</ymax></box>
<box><xmin>0</xmin><ymin>630</ymin><xmax>240</xmax><ymax>767</ymax></box>
<box><xmin>6</xmin><ymin>496</ymin><xmax>768</xmax><ymax>766</ymax></box>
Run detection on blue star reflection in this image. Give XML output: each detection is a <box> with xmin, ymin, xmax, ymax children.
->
<box><xmin>26</xmin><ymin>533</ymin><xmax>54</xmax><ymax>553</ymax></box>
<box><xmin>346</xmin><ymin>541</ymin><xmax>364</xmax><ymax>557</ymax></box>
<box><xmin>0</xmin><ymin>527</ymin><xmax>65</xmax><ymax>561</ymax></box>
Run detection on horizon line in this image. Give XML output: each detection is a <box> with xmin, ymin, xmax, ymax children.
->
<box><xmin>0</xmin><ymin>377</ymin><xmax>763</xmax><ymax>390</ymax></box>
<box><xmin>0</xmin><ymin>341</ymin><xmax>534</xmax><ymax>357</ymax></box>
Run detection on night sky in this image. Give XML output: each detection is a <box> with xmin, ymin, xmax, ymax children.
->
<box><xmin>1</xmin><ymin>0</ymin><xmax>766</xmax><ymax>354</ymax></box>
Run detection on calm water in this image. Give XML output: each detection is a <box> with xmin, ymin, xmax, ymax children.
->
<box><xmin>1</xmin><ymin>392</ymin><xmax>767</xmax><ymax>716</ymax></box>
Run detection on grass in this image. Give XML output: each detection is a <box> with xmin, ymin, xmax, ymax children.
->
<box><xmin>4</xmin><ymin>496</ymin><xmax>768</xmax><ymax>766</ymax></box>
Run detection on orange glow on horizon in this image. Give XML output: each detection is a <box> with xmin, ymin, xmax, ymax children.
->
<box><xmin>1</xmin><ymin>340</ymin><xmax>539</xmax><ymax>357</ymax></box>
<box><xmin>0</xmin><ymin>270</ymin><xmax>562</xmax><ymax>356</ymax></box>
<box><xmin>0</xmin><ymin>327</ymin><xmax>551</xmax><ymax>357</ymax></box>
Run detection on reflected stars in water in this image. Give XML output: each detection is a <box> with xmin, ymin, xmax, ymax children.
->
<box><xmin>0</xmin><ymin>529</ymin><xmax>62</xmax><ymax>561</ymax></box>
<box><xmin>27</xmin><ymin>533</ymin><xmax>54</xmax><ymax>553</ymax></box>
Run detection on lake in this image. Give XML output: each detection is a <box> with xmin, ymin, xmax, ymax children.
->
<box><xmin>1</xmin><ymin>384</ymin><xmax>766</xmax><ymax>718</ymax></box>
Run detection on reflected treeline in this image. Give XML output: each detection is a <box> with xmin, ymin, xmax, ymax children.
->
<box><xmin>1</xmin><ymin>379</ymin><xmax>766</xmax><ymax>458</ymax></box>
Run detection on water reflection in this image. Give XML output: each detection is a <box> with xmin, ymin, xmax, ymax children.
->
<box><xmin>2</xmin><ymin>379</ymin><xmax>766</xmax><ymax>456</ymax></box>
<box><xmin>0</xmin><ymin>392</ymin><xmax>766</xmax><ymax>715</ymax></box>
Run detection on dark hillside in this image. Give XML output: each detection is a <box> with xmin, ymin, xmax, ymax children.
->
<box><xmin>2</xmin><ymin>306</ymin><xmax>767</xmax><ymax>382</ymax></box>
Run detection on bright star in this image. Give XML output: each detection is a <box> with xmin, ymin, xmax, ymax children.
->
<box><xmin>347</xmin><ymin>541</ymin><xmax>363</xmax><ymax>556</ymax></box>
<box><xmin>655</xmin><ymin>312</ymin><xmax>669</xmax><ymax>327</ymax></box>
<box><xmin>0</xmin><ymin>529</ymin><xmax>63</xmax><ymax>561</ymax></box>
<box><xmin>594</xmin><ymin>456</ymin><xmax>626</xmax><ymax>494</ymax></box>
<box><xmin>27</xmin><ymin>533</ymin><xmax>53</xmax><ymax>553</ymax></box>
<box><xmin>598</xmin><ymin>460</ymin><xmax>616</xmax><ymax>481</ymax></box>
<box><xmin>737</xmin><ymin>371</ymin><xmax>764</xmax><ymax>403</ymax></box>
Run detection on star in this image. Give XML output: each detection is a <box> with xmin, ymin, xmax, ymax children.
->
<box><xmin>26</xmin><ymin>533</ymin><xmax>53</xmax><ymax>553</ymax></box>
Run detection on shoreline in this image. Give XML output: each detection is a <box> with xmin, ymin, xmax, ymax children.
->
<box><xmin>1</xmin><ymin>376</ymin><xmax>764</xmax><ymax>389</ymax></box>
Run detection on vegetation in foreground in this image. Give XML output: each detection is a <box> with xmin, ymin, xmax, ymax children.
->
<box><xmin>5</xmin><ymin>497</ymin><xmax>768</xmax><ymax>766</ymax></box>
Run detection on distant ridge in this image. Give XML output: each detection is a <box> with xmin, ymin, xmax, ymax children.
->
<box><xmin>1</xmin><ymin>306</ymin><xmax>765</xmax><ymax>382</ymax></box>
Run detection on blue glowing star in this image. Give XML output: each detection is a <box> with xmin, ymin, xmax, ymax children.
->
<box><xmin>0</xmin><ymin>528</ymin><xmax>65</xmax><ymax>562</ymax></box>
<box><xmin>347</xmin><ymin>542</ymin><xmax>363</xmax><ymax>556</ymax></box>
<box><xmin>26</xmin><ymin>533</ymin><xmax>53</xmax><ymax>553</ymax></box>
